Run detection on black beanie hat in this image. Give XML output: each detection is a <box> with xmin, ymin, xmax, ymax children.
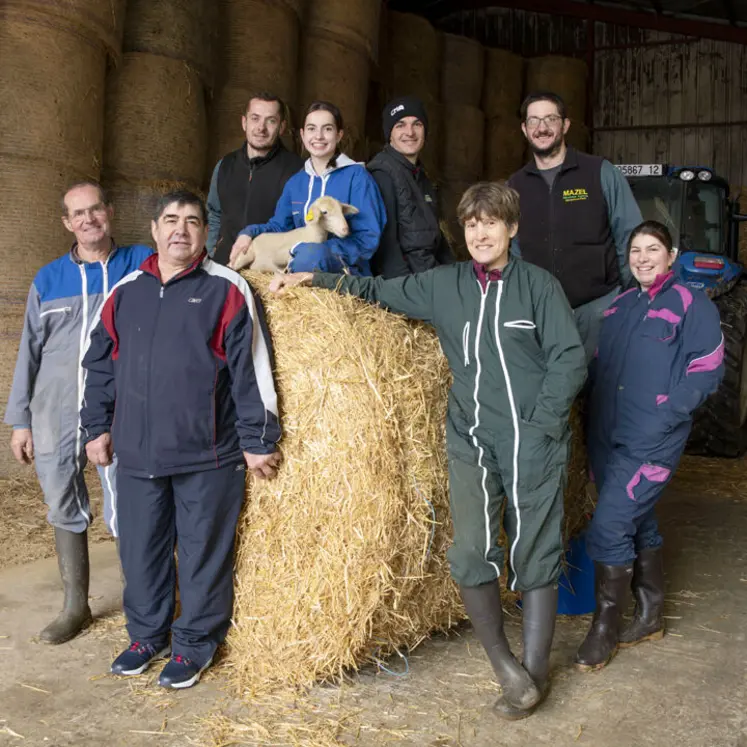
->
<box><xmin>382</xmin><ymin>96</ymin><xmax>429</xmax><ymax>142</ymax></box>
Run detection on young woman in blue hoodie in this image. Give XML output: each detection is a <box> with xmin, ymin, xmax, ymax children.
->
<box><xmin>229</xmin><ymin>101</ymin><xmax>386</xmax><ymax>276</ymax></box>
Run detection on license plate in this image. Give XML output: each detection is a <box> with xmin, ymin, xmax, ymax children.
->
<box><xmin>616</xmin><ymin>164</ymin><xmax>664</xmax><ymax>177</ymax></box>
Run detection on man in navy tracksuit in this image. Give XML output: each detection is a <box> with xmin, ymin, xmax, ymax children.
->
<box><xmin>81</xmin><ymin>190</ymin><xmax>280</xmax><ymax>689</ymax></box>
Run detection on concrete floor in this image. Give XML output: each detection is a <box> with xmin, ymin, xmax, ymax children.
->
<box><xmin>0</xmin><ymin>483</ymin><xmax>745</xmax><ymax>746</ymax></box>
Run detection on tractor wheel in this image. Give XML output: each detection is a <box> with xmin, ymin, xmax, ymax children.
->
<box><xmin>688</xmin><ymin>280</ymin><xmax>747</xmax><ymax>457</ymax></box>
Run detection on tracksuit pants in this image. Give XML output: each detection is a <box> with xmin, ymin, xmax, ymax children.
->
<box><xmin>116</xmin><ymin>461</ymin><xmax>246</xmax><ymax>667</ymax></box>
<box><xmin>585</xmin><ymin>448</ymin><xmax>677</xmax><ymax>565</ymax></box>
<box><xmin>445</xmin><ymin>423</ymin><xmax>569</xmax><ymax>592</ymax></box>
<box><xmin>35</xmin><ymin>447</ymin><xmax>118</xmax><ymax>536</ymax></box>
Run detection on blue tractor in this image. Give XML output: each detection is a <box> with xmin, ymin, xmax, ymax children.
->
<box><xmin>619</xmin><ymin>164</ymin><xmax>747</xmax><ymax>456</ymax></box>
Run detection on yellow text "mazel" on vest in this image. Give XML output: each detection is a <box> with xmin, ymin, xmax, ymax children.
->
<box><xmin>562</xmin><ymin>188</ymin><xmax>589</xmax><ymax>202</ymax></box>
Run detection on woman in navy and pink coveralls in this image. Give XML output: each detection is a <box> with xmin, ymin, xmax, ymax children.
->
<box><xmin>575</xmin><ymin>220</ymin><xmax>725</xmax><ymax>672</ymax></box>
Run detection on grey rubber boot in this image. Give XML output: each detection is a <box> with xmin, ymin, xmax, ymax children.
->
<box><xmin>619</xmin><ymin>548</ymin><xmax>665</xmax><ymax>647</ymax></box>
<box><xmin>574</xmin><ymin>562</ymin><xmax>634</xmax><ymax>671</ymax></box>
<box><xmin>459</xmin><ymin>581</ymin><xmax>541</xmax><ymax>716</ymax></box>
<box><xmin>39</xmin><ymin>528</ymin><xmax>93</xmax><ymax>644</ymax></box>
<box><xmin>494</xmin><ymin>584</ymin><xmax>558</xmax><ymax>720</ymax></box>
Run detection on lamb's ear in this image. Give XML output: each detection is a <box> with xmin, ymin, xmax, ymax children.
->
<box><xmin>341</xmin><ymin>203</ymin><xmax>359</xmax><ymax>216</ymax></box>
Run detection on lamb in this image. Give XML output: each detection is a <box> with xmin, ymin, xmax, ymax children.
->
<box><xmin>230</xmin><ymin>195</ymin><xmax>359</xmax><ymax>273</ymax></box>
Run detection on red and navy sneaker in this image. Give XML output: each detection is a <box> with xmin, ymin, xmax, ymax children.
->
<box><xmin>111</xmin><ymin>641</ymin><xmax>170</xmax><ymax>676</ymax></box>
<box><xmin>157</xmin><ymin>653</ymin><xmax>213</xmax><ymax>689</ymax></box>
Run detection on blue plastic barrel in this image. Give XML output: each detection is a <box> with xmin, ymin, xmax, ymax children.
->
<box><xmin>557</xmin><ymin>532</ymin><xmax>596</xmax><ymax>615</ymax></box>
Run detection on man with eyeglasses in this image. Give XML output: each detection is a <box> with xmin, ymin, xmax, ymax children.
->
<box><xmin>508</xmin><ymin>92</ymin><xmax>642</xmax><ymax>361</ymax></box>
<box><xmin>4</xmin><ymin>181</ymin><xmax>152</xmax><ymax>644</ymax></box>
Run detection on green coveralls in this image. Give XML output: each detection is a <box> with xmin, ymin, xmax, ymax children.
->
<box><xmin>313</xmin><ymin>258</ymin><xmax>587</xmax><ymax>591</ymax></box>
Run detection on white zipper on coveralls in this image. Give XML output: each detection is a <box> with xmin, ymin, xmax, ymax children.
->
<box><xmin>492</xmin><ymin>280</ymin><xmax>523</xmax><ymax>591</ymax></box>
<box><xmin>468</xmin><ymin>279</ymin><xmax>502</xmax><ymax>579</ymax></box>
<box><xmin>74</xmin><ymin>262</ymin><xmax>92</xmax><ymax>524</ymax></box>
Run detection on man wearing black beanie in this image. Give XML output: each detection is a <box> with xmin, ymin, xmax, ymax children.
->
<box><xmin>368</xmin><ymin>96</ymin><xmax>454</xmax><ymax>277</ymax></box>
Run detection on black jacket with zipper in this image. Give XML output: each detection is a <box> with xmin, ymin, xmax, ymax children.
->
<box><xmin>209</xmin><ymin>142</ymin><xmax>303</xmax><ymax>265</ymax></box>
<box><xmin>368</xmin><ymin>146</ymin><xmax>454</xmax><ymax>278</ymax></box>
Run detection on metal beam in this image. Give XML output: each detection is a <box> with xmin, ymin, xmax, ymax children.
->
<box><xmin>721</xmin><ymin>0</ymin><xmax>737</xmax><ymax>25</ymax></box>
<box><xmin>413</xmin><ymin>0</ymin><xmax>747</xmax><ymax>44</ymax></box>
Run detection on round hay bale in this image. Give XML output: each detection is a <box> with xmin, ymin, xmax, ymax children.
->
<box><xmin>526</xmin><ymin>55</ymin><xmax>588</xmax><ymax>123</ymax></box>
<box><xmin>566</xmin><ymin>122</ymin><xmax>590</xmax><ymax>153</ymax></box>
<box><xmin>103</xmin><ymin>53</ymin><xmax>207</xmax><ymax>185</ymax></box>
<box><xmin>0</xmin><ymin>11</ymin><xmax>106</xmax><ymax>175</ymax></box>
<box><xmin>278</xmin><ymin>0</ymin><xmax>307</xmax><ymax>18</ymax></box>
<box><xmin>440</xmin><ymin>32</ymin><xmax>484</xmax><ymax>108</ymax></box>
<box><xmin>421</xmin><ymin>101</ymin><xmax>444</xmax><ymax>182</ymax></box>
<box><xmin>442</xmin><ymin>105</ymin><xmax>484</xmax><ymax>182</ymax></box>
<box><xmin>306</xmin><ymin>0</ymin><xmax>382</xmax><ymax>60</ymax></box>
<box><xmin>228</xmin><ymin>272</ymin><xmax>459</xmax><ymax>692</ymax></box>
<box><xmin>1</xmin><ymin>0</ymin><xmax>127</xmax><ymax>55</ymax></box>
<box><xmin>217</xmin><ymin>0</ymin><xmax>299</xmax><ymax>100</ymax></box>
<box><xmin>298</xmin><ymin>30</ymin><xmax>370</xmax><ymax>160</ymax></box>
<box><xmin>484</xmin><ymin>116</ymin><xmax>526</xmax><ymax>181</ymax></box>
<box><xmin>439</xmin><ymin>180</ymin><xmax>471</xmax><ymax>260</ymax></box>
<box><xmin>105</xmin><ymin>178</ymin><xmax>202</xmax><ymax>247</ymax></box>
<box><xmin>386</xmin><ymin>11</ymin><xmax>440</xmax><ymax>105</ymax></box>
<box><xmin>482</xmin><ymin>48</ymin><xmax>524</xmax><ymax>120</ymax></box>
<box><xmin>122</xmin><ymin>0</ymin><xmax>218</xmax><ymax>85</ymax></box>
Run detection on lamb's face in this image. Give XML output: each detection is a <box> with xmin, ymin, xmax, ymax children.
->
<box><xmin>311</xmin><ymin>197</ymin><xmax>356</xmax><ymax>238</ymax></box>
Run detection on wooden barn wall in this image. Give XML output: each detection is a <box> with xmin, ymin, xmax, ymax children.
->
<box><xmin>437</xmin><ymin>9</ymin><xmax>747</xmax><ymax>192</ymax></box>
<box><xmin>592</xmin><ymin>25</ymin><xmax>747</xmax><ymax>191</ymax></box>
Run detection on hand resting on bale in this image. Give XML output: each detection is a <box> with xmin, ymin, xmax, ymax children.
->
<box><xmin>245</xmin><ymin>451</ymin><xmax>281</xmax><ymax>480</ymax></box>
<box><xmin>269</xmin><ymin>272</ymin><xmax>314</xmax><ymax>295</ymax></box>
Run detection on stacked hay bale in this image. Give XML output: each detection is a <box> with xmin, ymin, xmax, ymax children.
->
<box><xmin>298</xmin><ymin>0</ymin><xmax>382</xmax><ymax>160</ymax></box>
<box><xmin>527</xmin><ymin>55</ymin><xmax>589</xmax><ymax>152</ymax></box>
<box><xmin>226</xmin><ymin>273</ymin><xmax>588</xmax><ymax>693</ymax></box>
<box><xmin>103</xmin><ymin>1</ymin><xmax>215</xmax><ymax>246</ymax></box>
<box><xmin>0</xmin><ymin>0</ymin><xmax>125</xmax><ymax>478</ymax></box>
<box><xmin>483</xmin><ymin>49</ymin><xmax>526</xmax><ymax>181</ymax></box>
<box><xmin>384</xmin><ymin>12</ymin><xmax>442</xmax><ymax>176</ymax></box>
<box><xmin>208</xmin><ymin>0</ymin><xmax>304</xmax><ymax>172</ymax></box>
<box><xmin>439</xmin><ymin>33</ymin><xmax>485</xmax><ymax>258</ymax></box>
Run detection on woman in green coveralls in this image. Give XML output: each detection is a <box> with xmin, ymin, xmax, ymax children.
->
<box><xmin>271</xmin><ymin>182</ymin><xmax>587</xmax><ymax>720</ymax></box>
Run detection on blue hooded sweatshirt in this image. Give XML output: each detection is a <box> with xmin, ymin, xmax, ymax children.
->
<box><xmin>238</xmin><ymin>154</ymin><xmax>386</xmax><ymax>275</ymax></box>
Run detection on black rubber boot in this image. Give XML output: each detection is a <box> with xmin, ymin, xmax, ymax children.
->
<box><xmin>494</xmin><ymin>585</ymin><xmax>558</xmax><ymax>720</ymax></box>
<box><xmin>574</xmin><ymin>562</ymin><xmax>633</xmax><ymax>671</ymax></box>
<box><xmin>619</xmin><ymin>548</ymin><xmax>665</xmax><ymax>648</ymax></box>
<box><xmin>459</xmin><ymin>581</ymin><xmax>541</xmax><ymax>715</ymax></box>
<box><xmin>40</xmin><ymin>529</ymin><xmax>93</xmax><ymax>644</ymax></box>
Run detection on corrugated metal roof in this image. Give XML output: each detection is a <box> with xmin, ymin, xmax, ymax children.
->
<box><xmin>390</xmin><ymin>0</ymin><xmax>747</xmax><ymax>26</ymax></box>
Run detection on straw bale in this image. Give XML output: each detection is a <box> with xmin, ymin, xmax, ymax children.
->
<box><xmin>386</xmin><ymin>11</ymin><xmax>441</xmax><ymax>106</ymax></box>
<box><xmin>526</xmin><ymin>55</ymin><xmax>588</xmax><ymax>123</ymax></box>
<box><xmin>278</xmin><ymin>0</ymin><xmax>307</xmax><ymax>18</ymax></box>
<box><xmin>298</xmin><ymin>30</ymin><xmax>370</xmax><ymax>161</ymax></box>
<box><xmin>122</xmin><ymin>0</ymin><xmax>219</xmax><ymax>86</ymax></box>
<box><xmin>442</xmin><ymin>105</ymin><xmax>485</xmax><ymax>182</ymax></box>
<box><xmin>440</xmin><ymin>33</ymin><xmax>485</xmax><ymax>108</ymax></box>
<box><xmin>566</xmin><ymin>122</ymin><xmax>590</xmax><ymax>153</ymax></box>
<box><xmin>421</xmin><ymin>102</ymin><xmax>444</xmax><ymax>182</ymax></box>
<box><xmin>105</xmin><ymin>178</ymin><xmax>202</xmax><ymax>247</ymax></box>
<box><xmin>0</xmin><ymin>0</ymin><xmax>128</xmax><ymax>56</ymax></box>
<box><xmin>103</xmin><ymin>53</ymin><xmax>207</xmax><ymax>185</ymax></box>
<box><xmin>438</xmin><ymin>180</ymin><xmax>471</xmax><ymax>260</ymax></box>
<box><xmin>0</xmin><ymin>11</ymin><xmax>106</xmax><ymax>175</ymax></box>
<box><xmin>306</xmin><ymin>0</ymin><xmax>382</xmax><ymax>61</ymax></box>
<box><xmin>226</xmin><ymin>272</ymin><xmax>588</xmax><ymax>694</ymax></box>
<box><xmin>484</xmin><ymin>116</ymin><xmax>526</xmax><ymax>181</ymax></box>
<box><xmin>216</xmin><ymin>0</ymin><xmax>299</xmax><ymax>97</ymax></box>
<box><xmin>228</xmin><ymin>272</ymin><xmax>459</xmax><ymax>693</ymax></box>
<box><xmin>482</xmin><ymin>48</ymin><xmax>524</xmax><ymax>120</ymax></box>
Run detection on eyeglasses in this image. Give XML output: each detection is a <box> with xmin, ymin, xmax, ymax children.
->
<box><xmin>525</xmin><ymin>115</ymin><xmax>563</xmax><ymax>129</ymax></box>
<box><xmin>69</xmin><ymin>203</ymin><xmax>108</xmax><ymax>224</ymax></box>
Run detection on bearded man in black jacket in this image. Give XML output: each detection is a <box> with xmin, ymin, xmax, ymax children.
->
<box><xmin>207</xmin><ymin>93</ymin><xmax>304</xmax><ymax>265</ymax></box>
<box><xmin>368</xmin><ymin>96</ymin><xmax>454</xmax><ymax>277</ymax></box>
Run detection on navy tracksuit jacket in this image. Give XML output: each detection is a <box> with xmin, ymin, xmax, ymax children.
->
<box><xmin>81</xmin><ymin>252</ymin><xmax>280</xmax><ymax>664</ymax></box>
<box><xmin>585</xmin><ymin>271</ymin><xmax>724</xmax><ymax>564</ymax></box>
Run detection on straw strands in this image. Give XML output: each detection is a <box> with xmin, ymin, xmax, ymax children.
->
<box><xmin>228</xmin><ymin>272</ymin><xmax>458</xmax><ymax>693</ymax></box>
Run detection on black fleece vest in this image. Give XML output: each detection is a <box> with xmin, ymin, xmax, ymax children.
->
<box><xmin>508</xmin><ymin>149</ymin><xmax>619</xmax><ymax>309</ymax></box>
<box><xmin>214</xmin><ymin>144</ymin><xmax>303</xmax><ymax>265</ymax></box>
<box><xmin>368</xmin><ymin>148</ymin><xmax>441</xmax><ymax>254</ymax></box>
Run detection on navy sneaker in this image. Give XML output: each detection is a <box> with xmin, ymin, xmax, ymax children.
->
<box><xmin>111</xmin><ymin>641</ymin><xmax>170</xmax><ymax>676</ymax></box>
<box><xmin>157</xmin><ymin>653</ymin><xmax>212</xmax><ymax>689</ymax></box>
